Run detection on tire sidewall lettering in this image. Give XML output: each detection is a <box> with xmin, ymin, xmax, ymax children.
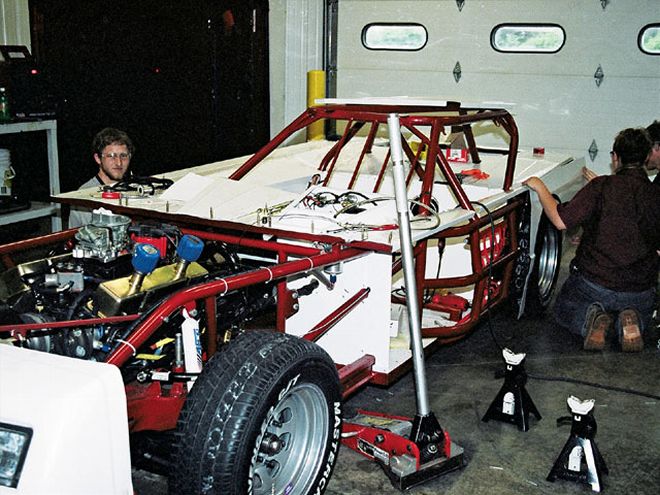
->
<box><xmin>313</xmin><ymin>401</ymin><xmax>342</xmax><ymax>495</ymax></box>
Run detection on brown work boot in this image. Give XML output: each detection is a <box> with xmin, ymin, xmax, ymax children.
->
<box><xmin>619</xmin><ymin>309</ymin><xmax>643</xmax><ymax>352</ymax></box>
<box><xmin>583</xmin><ymin>310</ymin><xmax>612</xmax><ymax>351</ymax></box>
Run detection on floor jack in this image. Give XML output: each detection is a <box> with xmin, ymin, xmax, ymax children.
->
<box><xmin>547</xmin><ymin>396</ymin><xmax>608</xmax><ymax>492</ymax></box>
<box><xmin>482</xmin><ymin>348</ymin><xmax>542</xmax><ymax>431</ymax></box>
<box><xmin>341</xmin><ymin>114</ymin><xmax>465</xmax><ymax>490</ymax></box>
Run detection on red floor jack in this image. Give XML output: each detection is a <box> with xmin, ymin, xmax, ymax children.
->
<box><xmin>341</xmin><ymin>114</ymin><xmax>465</xmax><ymax>490</ymax></box>
<box><xmin>547</xmin><ymin>396</ymin><xmax>608</xmax><ymax>492</ymax></box>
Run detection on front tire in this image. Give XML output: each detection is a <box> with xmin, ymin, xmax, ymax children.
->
<box><xmin>169</xmin><ymin>330</ymin><xmax>342</xmax><ymax>495</ymax></box>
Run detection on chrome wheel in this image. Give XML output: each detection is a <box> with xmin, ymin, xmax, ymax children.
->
<box><xmin>535</xmin><ymin>223</ymin><xmax>560</xmax><ymax>306</ymax></box>
<box><xmin>252</xmin><ymin>383</ymin><xmax>329</xmax><ymax>495</ymax></box>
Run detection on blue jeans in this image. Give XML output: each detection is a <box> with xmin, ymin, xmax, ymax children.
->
<box><xmin>553</xmin><ymin>272</ymin><xmax>656</xmax><ymax>337</ymax></box>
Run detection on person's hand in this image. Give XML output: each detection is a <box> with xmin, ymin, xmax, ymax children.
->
<box><xmin>523</xmin><ymin>176</ymin><xmax>543</xmax><ymax>192</ymax></box>
<box><xmin>582</xmin><ymin>167</ymin><xmax>599</xmax><ymax>182</ymax></box>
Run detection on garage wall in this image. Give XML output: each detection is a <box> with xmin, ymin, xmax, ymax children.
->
<box><xmin>335</xmin><ymin>0</ymin><xmax>660</xmax><ymax>175</ymax></box>
<box><xmin>268</xmin><ymin>0</ymin><xmax>324</xmax><ymax>139</ymax></box>
<box><xmin>0</xmin><ymin>0</ymin><xmax>30</xmax><ymax>49</ymax></box>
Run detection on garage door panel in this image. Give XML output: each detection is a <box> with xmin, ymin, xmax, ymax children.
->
<box><xmin>336</xmin><ymin>0</ymin><xmax>659</xmax><ymax>171</ymax></box>
<box><xmin>340</xmin><ymin>3</ymin><xmax>657</xmax><ymax>78</ymax></box>
<box><xmin>338</xmin><ymin>69</ymin><xmax>658</xmax><ymax>164</ymax></box>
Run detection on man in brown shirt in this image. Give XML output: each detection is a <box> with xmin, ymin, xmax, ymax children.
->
<box><xmin>524</xmin><ymin>128</ymin><xmax>659</xmax><ymax>352</ymax></box>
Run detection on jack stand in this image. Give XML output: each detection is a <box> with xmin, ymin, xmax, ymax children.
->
<box><xmin>482</xmin><ymin>348</ymin><xmax>541</xmax><ymax>431</ymax></box>
<box><xmin>547</xmin><ymin>396</ymin><xmax>608</xmax><ymax>492</ymax></box>
<box><xmin>339</xmin><ymin>114</ymin><xmax>466</xmax><ymax>491</ymax></box>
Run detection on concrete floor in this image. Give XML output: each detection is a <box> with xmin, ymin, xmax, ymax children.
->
<box><xmin>133</xmin><ymin>243</ymin><xmax>660</xmax><ymax>494</ymax></box>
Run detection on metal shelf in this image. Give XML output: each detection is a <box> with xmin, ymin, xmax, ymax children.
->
<box><xmin>0</xmin><ymin>202</ymin><xmax>59</xmax><ymax>226</ymax></box>
<box><xmin>0</xmin><ymin>120</ymin><xmax>62</xmax><ymax>231</ymax></box>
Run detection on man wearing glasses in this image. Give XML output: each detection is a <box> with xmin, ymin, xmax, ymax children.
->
<box><xmin>69</xmin><ymin>127</ymin><xmax>134</xmax><ymax>227</ymax></box>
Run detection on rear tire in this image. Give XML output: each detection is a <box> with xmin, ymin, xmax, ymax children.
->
<box><xmin>169</xmin><ymin>330</ymin><xmax>342</xmax><ymax>495</ymax></box>
<box><xmin>525</xmin><ymin>214</ymin><xmax>562</xmax><ymax>316</ymax></box>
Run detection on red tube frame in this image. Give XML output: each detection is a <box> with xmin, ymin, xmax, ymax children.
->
<box><xmin>2</xmin><ymin>102</ymin><xmax>529</xmax><ymax>425</ymax></box>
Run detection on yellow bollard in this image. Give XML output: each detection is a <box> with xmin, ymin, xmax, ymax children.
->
<box><xmin>306</xmin><ymin>70</ymin><xmax>326</xmax><ymax>141</ymax></box>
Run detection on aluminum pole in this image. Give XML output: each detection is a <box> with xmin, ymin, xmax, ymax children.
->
<box><xmin>387</xmin><ymin>113</ymin><xmax>430</xmax><ymax>416</ymax></box>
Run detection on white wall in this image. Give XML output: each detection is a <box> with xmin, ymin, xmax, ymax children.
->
<box><xmin>268</xmin><ymin>0</ymin><xmax>324</xmax><ymax>139</ymax></box>
<box><xmin>0</xmin><ymin>0</ymin><xmax>30</xmax><ymax>51</ymax></box>
<box><xmin>269</xmin><ymin>0</ymin><xmax>287</xmax><ymax>140</ymax></box>
<box><xmin>334</xmin><ymin>0</ymin><xmax>660</xmax><ymax>175</ymax></box>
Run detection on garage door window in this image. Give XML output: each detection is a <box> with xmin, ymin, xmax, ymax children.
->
<box><xmin>639</xmin><ymin>24</ymin><xmax>660</xmax><ymax>54</ymax></box>
<box><xmin>362</xmin><ymin>23</ymin><xmax>427</xmax><ymax>51</ymax></box>
<box><xmin>491</xmin><ymin>24</ymin><xmax>565</xmax><ymax>53</ymax></box>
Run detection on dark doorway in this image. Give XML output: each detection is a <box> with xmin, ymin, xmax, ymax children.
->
<box><xmin>29</xmin><ymin>0</ymin><xmax>269</xmax><ymax>193</ymax></box>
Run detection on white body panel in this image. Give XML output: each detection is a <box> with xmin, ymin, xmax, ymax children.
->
<box><xmin>286</xmin><ymin>252</ymin><xmax>393</xmax><ymax>373</ymax></box>
<box><xmin>0</xmin><ymin>345</ymin><xmax>133</xmax><ymax>494</ymax></box>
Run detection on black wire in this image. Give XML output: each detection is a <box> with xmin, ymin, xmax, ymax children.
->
<box><xmin>337</xmin><ymin>191</ymin><xmax>377</xmax><ymax>205</ymax></box>
<box><xmin>392</xmin><ymin>287</ymin><xmax>406</xmax><ymax>298</ymax></box>
<box><xmin>471</xmin><ymin>200</ymin><xmax>507</xmax><ymax>351</ymax></box>
<box><xmin>424</xmin><ymin>242</ymin><xmax>443</xmax><ymax>304</ymax></box>
<box><xmin>104</xmin><ymin>176</ymin><xmax>173</xmax><ymax>193</ymax></box>
<box><xmin>528</xmin><ymin>373</ymin><xmax>660</xmax><ymax>401</ymax></box>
